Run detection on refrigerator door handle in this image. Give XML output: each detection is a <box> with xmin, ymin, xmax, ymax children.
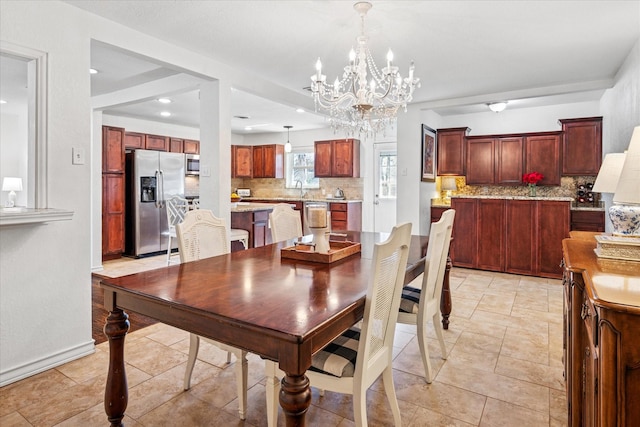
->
<box><xmin>155</xmin><ymin>170</ymin><xmax>161</xmax><ymax>209</ymax></box>
<box><xmin>159</xmin><ymin>169</ymin><xmax>165</xmax><ymax>208</ymax></box>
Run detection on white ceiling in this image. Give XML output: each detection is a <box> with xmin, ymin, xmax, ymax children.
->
<box><xmin>9</xmin><ymin>1</ymin><xmax>640</xmax><ymax>135</ymax></box>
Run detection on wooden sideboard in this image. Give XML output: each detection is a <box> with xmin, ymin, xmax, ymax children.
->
<box><xmin>562</xmin><ymin>233</ymin><xmax>640</xmax><ymax>426</ymax></box>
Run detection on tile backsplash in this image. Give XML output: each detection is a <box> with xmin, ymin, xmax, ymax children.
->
<box><xmin>232</xmin><ymin>177</ymin><xmax>364</xmax><ymax>200</ymax></box>
<box><xmin>436</xmin><ymin>175</ymin><xmax>597</xmax><ymax>201</ymax></box>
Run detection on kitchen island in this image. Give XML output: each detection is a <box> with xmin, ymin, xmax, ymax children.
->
<box><xmin>230</xmin><ymin>202</ymin><xmax>280</xmax><ymax>249</ymax></box>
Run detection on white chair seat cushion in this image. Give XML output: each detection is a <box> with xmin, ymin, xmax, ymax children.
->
<box><xmin>310</xmin><ymin>326</ymin><xmax>360</xmax><ymax>378</ymax></box>
<box><xmin>399</xmin><ymin>286</ymin><xmax>421</xmax><ymax>314</ymax></box>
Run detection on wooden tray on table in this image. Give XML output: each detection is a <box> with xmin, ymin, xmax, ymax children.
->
<box><xmin>280</xmin><ymin>240</ymin><xmax>361</xmax><ymax>263</ymax></box>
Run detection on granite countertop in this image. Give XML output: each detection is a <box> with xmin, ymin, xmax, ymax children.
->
<box><xmin>231</xmin><ymin>202</ymin><xmax>280</xmax><ymax>213</ymax></box>
<box><xmin>243</xmin><ymin>197</ymin><xmax>362</xmax><ymax>203</ymax></box>
<box><xmin>450</xmin><ymin>195</ymin><xmax>574</xmax><ymax>202</ymax></box>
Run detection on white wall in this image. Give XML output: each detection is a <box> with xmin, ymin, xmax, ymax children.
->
<box><xmin>0</xmin><ymin>1</ymin><xmax>94</xmax><ymax>385</ymax></box>
<box><xmin>0</xmin><ymin>111</ymin><xmax>28</xmax><ymax>207</ymax></box>
<box><xmin>398</xmin><ymin>38</ymin><xmax>639</xmax><ymax>237</ymax></box>
<box><xmin>599</xmin><ymin>38</ymin><xmax>640</xmax><ymax>232</ymax></box>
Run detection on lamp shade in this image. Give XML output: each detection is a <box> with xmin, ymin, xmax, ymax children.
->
<box><xmin>2</xmin><ymin>177</ymin><xmax>22</xmax><ymax>192</ymax></box>
<box><xmin>614</xmin><ymin>126</ymin><xmax>640</xmax><ymax>204</ymax></box>
<box><xmin>592</xmin><ymin>153</ymin><xmax>626</xmax><ymax>193</ymax></box>
<box><xmin>441</xmin><ymin>177</ymin><xmax>458</xmax><ymax>191</ymax></box>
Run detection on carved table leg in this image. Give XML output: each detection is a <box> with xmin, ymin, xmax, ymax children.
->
<box><xmin>104</xmin><ymin>308</ymin><xmax>129</xmax><ymax>427</ymax></box>
<box><xmin>280</xmin><ymin>373</ymin><xmax>312</xmax><ymax>426</ymax></box>
<box><xmin>440</xmin><ymin>255</ymin><xmax>452</xmax><ymax>330</ymax></box>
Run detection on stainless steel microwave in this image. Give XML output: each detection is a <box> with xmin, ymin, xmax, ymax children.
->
<box><xmin>185</xmin><ymin>154</ymin><xmax>200</xmax><ymax>175</ymax></box>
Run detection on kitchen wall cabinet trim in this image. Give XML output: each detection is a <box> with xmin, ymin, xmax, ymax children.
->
<box><xmin>437</xmin><ymin>127</ymin><xmax>469</xmax><ymax>176</ymax></box>
<box><xmin>570</xmin><ymin>210</ymin><xmax>605</xmax><ymax>232</ymax></box>
<box><xmin>560</xmin><ymin>117</ymin><xmax>602</xmax><ymax>176</ymax></box>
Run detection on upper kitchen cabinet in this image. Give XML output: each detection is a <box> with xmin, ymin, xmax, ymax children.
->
<box><xmin>314</xmin><ymin>139</ymin><xmax>360</xmax><ymax>178</ymax></box>
<box><xmin>169</xmin><ymin>138</ymin><xmax>184</xmax><ymax>153</ymax></box>
<box><xmin>102</xmin><ymin>126</ymin><xmax>125</xmax><ymax>173</ymax></box>
<box><xmin>559</xmin><ymin>117</ymin><xmax>602</xmax><ymax>176</ymax></box>
<box><xmin>465</xmin><ymin>136</ymin><xmax>523</xmax><ymax>185</ymax></box>
<box><xmin>437</xmin><ymin>127</ymin><xmax>469</xmax><ymax>176</ymax></box>
<box><xmin>124</xmin><ymin>131</ymin><xmax>145</xmax><ymax>150</ymax></box>
<box><xmin>183</xmin><ymin>139</ymin><xmax>200</xmax><ymax>154</ymax></box>
<box><xmin>232</xmin><ymin>145</ymin><xmax>253</xmax><ymax>178</ymax></box>
<box><xmin>145</xmin><ymin>134</ymin><xmax>168</xmax><ymax>151</ymax></box>
<box><xmin>253</xmin><ymin>144</ymin><xmax>284</xmax><ymax>178</ymax></box>
<box><xmin>524</xmin><ymin>132</ymin><xmax>561</xmax><ymax>185</ymax></box>
<box><xmin>466</xmin><ymin>137</ymin><xmax>495</xmax><ymax>184</ymax></box>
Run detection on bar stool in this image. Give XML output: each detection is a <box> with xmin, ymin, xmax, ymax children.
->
<box><xmin>230</xmin><ymin>228</ymin><xmax>249</xmax><ymax>249</ymax></box>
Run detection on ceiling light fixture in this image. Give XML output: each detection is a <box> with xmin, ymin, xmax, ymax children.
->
<box><xmin>89</xmin><ymin>68</ymin><xmax>98</xmax><ymax>74</ymax></box>
<box><xmin>488</xmin><ymin>102</ymin><xmax>508</xmax><ymax>113</ymax></box>
<box><xmin>0</xmin><ymin>100</ymin><xmax>6</xmax><ymax>104</ymax></box>
<box><xmin>284</xmin><ymin>125</ymin><xmax>293</xmax><ymax>153</ymax></box>
<box><xmin>160</xmin><ymin>111</ymin><xmax>171</xmax><ymax>117</ymax></box>
<box><xmin>157</xmin><ymin>98</ymin><xmax>172</xmax><ymax>104</ymax></box>
<box><xmin>296</xmin><ymin>108</ymin><xmax>305</xmax><ymax>113</ymax></box>
<box><xmin>310</xmin><ymin>1</ymin><xmax>420</xmax><ymax>137</ymax></box>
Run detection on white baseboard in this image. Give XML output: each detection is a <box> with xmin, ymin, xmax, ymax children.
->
<box><xmin>0</xmin><ymin>340</ymin><xmax>95</xmax><ymax>387</ymax></box>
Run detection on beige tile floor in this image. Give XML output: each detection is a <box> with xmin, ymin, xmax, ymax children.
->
<box><xmin>1</xmin><ymin>255</ymin><xmax>567</xmax><ymax>426</ymax></box>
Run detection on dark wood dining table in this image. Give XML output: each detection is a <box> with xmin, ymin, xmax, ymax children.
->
<box><xmin>101</xmin><ymin>231</ymin><xmax>450</xmax><ymax>426</ymax></box>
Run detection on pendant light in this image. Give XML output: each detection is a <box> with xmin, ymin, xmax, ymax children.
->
<box><xmin>284</xmin><ymin>125</ymin><xmax>293</xmax><ymax>153</ymax></box>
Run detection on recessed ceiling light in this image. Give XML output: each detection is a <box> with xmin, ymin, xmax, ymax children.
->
<box><xmin>89</xmin><ymin>68</ymin><xmax>98</xmax><ymax>74</ymax></box>
<box><xmin>0</xmin><ymin>100</ymin><xmax>6</xmax><ymax>104</ymax></box>
<box><xmin>160</xmin><ymin>111</ymin><xmax>171</xmax><ymax>117</ymax></box>
<box><xmin>234</xmin><ymin>115</ymin><xmax>250</xmax><ymax>120</ymax></box>
<box><xmin>157</xmin><ymin>98</ymin><xmax>172</xmax><ymax>104</ymax></box>
<box><xmin>245</xmin><ymin>126</ymin><xmax>253</xmax><ymax>131</ymax></box>
<box><xmin>296</xmin><ymin>108</ymin><xmax>305</xmax><ymax>113</ymax></box>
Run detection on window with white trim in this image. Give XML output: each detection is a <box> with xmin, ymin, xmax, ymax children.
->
<box><xmin>285</xmin><ymin>148</ymin><xmax>319</xmax><ymax>189</ymax></box>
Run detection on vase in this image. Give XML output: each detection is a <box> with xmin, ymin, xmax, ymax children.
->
<box><xmin>529</xmin><ymin>184</ymin><xmax>537</xmax><ymax>197</ymax></box>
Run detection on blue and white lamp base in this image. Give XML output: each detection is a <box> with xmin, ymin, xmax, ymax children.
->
<box><xmin>609</xmin><ymin>203</ymin><xmax>640</xmax><ymax>236</ymax></box>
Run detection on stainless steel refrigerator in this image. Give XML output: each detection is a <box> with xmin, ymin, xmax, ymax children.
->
<box><xmin>125</xmin><ymin>149</ymin><xmax>185</xmax><ymax>257</ymax></box>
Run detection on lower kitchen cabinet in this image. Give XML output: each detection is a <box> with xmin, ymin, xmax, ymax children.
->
<box><xmin>450</xmin><ymin>197</ymin><xmax>569</xmax><ymax>278</ymax></box>
<box><xmin>329</xmin><ymin>202</ymin><xmax>362</xmax><ymax>231</ymax></box>
<box><xmin>505</xmin><ymin>200</ymin><xmax>537</xmax><ymax>275</ymax></box>
<box><xmin>450</xmin><ymin>198</ymin><xmax>477</xmax><ymax>269</ymax></box>
<box><xmin>570</xmin><ymin>210</ymin><xmax>605</xmax><ymax>232</ymax></box>
<box><xmin>476</xmin><ymin>199</ymin><xmax>505</xmax><ymax>271</ymax></box>
<box><xmin>231</xmin><ymin>209</ymin><xmax>272</xmax><ymax>249</ymax></box>
<box><xmin>430</xmin><ymin>206</ymin><xmax>447</xmax><ymax>223</ymax></box>
<box><xmin>563</xmin><ymin>236</ymin><xmax>640</xmax><ymax>426</ymax></box>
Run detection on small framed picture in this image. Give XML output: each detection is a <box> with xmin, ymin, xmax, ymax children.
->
<box><xmin>421</xmin><ymin>124</ymin><xmax>436</xmax><ymax>182</ymax></box>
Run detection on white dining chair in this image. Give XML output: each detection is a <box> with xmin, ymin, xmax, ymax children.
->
<box><xmin>264</xmin><ymin>222</ymin><xmax>413</xmax><ymax>427</ymax></box>
<box><xmin>269</xmin><ymin>203</ymin><xmax>303</xmax><ymax>243</ymax></box>
<box><xmin>397</xmin><ymin>209</ymin><xmax>455</xmax><ymax>383</ymax></box>
<box><xmin>165</xmin><ymin>195</ymin><xmax>189</xmax><ymax>265</ymax></box>
<box><xmin>175</xmin><ymin>209</ymin><xmax>249</xmax><ymax>420</ymax></box>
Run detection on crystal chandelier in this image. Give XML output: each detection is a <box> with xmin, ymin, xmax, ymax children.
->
<box><xmin>310</xmin><ymin>1</ymin><xmax>420</xmax><ymax>137</ymax></box>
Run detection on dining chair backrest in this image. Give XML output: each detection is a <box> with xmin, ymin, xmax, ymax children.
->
<box><xmin>176</xmin><ymin>209</ymin><xmax>229</xmax><ymax>262</ymax></box>
<box><xmin>358</xmin><ymin>221</ymin><xmax>412</xmax><ymax>373</ymax></box>
<box><xmin>269</xmin><ymin>203</ymin><xmax>303</xmax><ymax>242</ymax></box>
<box><xmin>166</xmin><ymin>195</ymin><xmax>189</xmax><ymax>228</ymax></box>
<box><xmin>423</xmin><ymin>209</ymin><xmax>455</xmax><ymax>303</ymax></box>
<box><xmin>191</xmin><ymin>198</ymin><xmax>200</xmax><ymax>209</ymax></box>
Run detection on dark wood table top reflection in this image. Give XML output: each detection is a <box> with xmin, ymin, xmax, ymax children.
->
<box><xmin>101</xmin><ymin>231</ymin><xmax>428</xmax><ymax>427</ymax></box>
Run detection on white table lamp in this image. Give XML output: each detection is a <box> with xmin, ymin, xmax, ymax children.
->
<box><xmin>611</xmin><ymin>126</ymin><xmax>640</xmax><ymax>236</ymax></box>
<box><xmin>2</xmin><ymin>177</ymin><xmax>23</xmax><ymax>207</ymax></box>
<box><xmin>441</xmin><ymin>177</ymin><xmax>458</xmax><ymax>200</ymax></box>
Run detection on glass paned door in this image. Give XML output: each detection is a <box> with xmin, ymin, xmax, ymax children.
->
<box><xmin>374</xmin><ymin>142</ymin><xmax>397</xmax><ymax>233</ymax></box>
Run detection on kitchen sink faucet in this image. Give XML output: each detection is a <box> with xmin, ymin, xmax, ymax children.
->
<box><xmin>295</xmin><ymin>180</ymin><xmax>306</xmax><ymax>199</ymax></box>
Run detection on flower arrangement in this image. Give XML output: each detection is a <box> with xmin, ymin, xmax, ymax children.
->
<box><xmin>523</xmin><ymin>172</ymin><xmax>544</xmax><ymax>196</ymax></box>
<box><xmin>522</xmin><ymin>172</ymin><xmax>544</xmax><ymax>185</ymax></box>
